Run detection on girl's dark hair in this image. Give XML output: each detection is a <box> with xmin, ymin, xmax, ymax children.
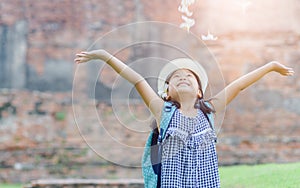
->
<box><xmin>164</xmin><ymin>69</ymin><xmax>215</xmax><ymax>114</ymax></box>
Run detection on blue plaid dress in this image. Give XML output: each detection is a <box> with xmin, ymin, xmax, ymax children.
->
<box><xmin>161</xmin><ymin>109</ymin><xmax>220</xmax><ymax>187</ymax></box>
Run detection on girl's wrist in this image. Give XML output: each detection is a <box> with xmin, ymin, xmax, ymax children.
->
<box><xmin>266</xmin><ymin>61</ymin><xmax>278</xmax><ymax>72</ymax></box>
<box><xmin>99</xmin><ymin>50</ymin><xmax>113</xmax><ymax>62</ymax></box>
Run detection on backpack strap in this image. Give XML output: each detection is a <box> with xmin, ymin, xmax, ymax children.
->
<box><xmin>159</xmin><ymin>101</ymin><xmax>177</xmax><ymax>140</ymax></box>
<box><xmin>142</xmin><ymin>101</ymin><xmax>177</xmax><ymax>188</ymax></box>
<box><xmin>156</xmin><ymin>101</ymin><xmax>176</xmax><ymax>187</ymax></box>
<box><xmin>151</xmin><ymin>101</ymin><xmax>177</xmax><ymax>172</ymax></box>
<box><xmin>204</xmin><ymin>101</ymin><xmax>217</xmax><ymax>142</ymax></box>
<box><xmin>204</xmin><ymin>101</ymin><xmax>215</xmax><ymax>129</ymax></box>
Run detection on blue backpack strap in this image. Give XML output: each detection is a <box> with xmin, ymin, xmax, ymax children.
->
<box><xmin>204</xmin><ymin>101</ymin><xmax>217</xmax><ymax>143</ymax></box>
<box><xmin>142</xmin><ymin>101</ymin><xmax>176</xmax><ymax>188</ymax></box>
<box><xmin>159</xmin><ymin>101</ymin><xmax>177</xmax><ymax>139</ymax></box>
<box><xmin>204</xmin><ymin>101</ymin><xmax>215</xmax><ymax>130</ymax></box>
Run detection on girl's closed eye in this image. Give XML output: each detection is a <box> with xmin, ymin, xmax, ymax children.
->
<box><xmin>172</xmin><ymin>74</ymin><xmax>180</xmax><ymax>79</ymax></box>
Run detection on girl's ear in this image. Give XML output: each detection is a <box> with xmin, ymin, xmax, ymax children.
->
<box><xmin>197</xmin><ymin>90</ymin><xmax>202</xmax><ymax>98</ymax></box>
<box><xmin>165</xmin><ymin>95</ymin><xmax>171</xmax><ymax>101</ymax></box>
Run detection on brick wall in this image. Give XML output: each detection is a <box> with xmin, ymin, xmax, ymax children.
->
<box><xmin>0</xmin><ymin>0</ymin><xmax>299</xmax><ymax>184</ymax></box>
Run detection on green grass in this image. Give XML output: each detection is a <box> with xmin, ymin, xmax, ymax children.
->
<box><xmin>0</xmin><ymin>184</ymin><xmax>22</xmax><ymax>188</ymax></box>
<box><xmin>219</xmin><ymin>162</ymin><xmax>300</xmax><ymax>188</ymax></box>
<box><xmin>2</xmin><ymin>163</ymin><xmax>300</xmax><ymax>188</ymax></box>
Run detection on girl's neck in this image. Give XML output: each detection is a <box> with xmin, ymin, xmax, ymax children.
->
<box><xmin>178</xmin><ymin>95</ymin><xmax>197</xmax><ymax>114</ymax></box>
<box><xmin>180</xmin><ymin>101</ymin><xmax>195</xmax><ymax>111</ymax></box>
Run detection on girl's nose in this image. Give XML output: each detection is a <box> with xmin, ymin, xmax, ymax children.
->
<box><xmin>179</xmin><ymin>76</ymin><xmax>187</xmax><ymax>80</ymax></box>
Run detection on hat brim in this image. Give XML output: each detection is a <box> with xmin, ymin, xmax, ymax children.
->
<box><xmin>157</xmin><ymin>58</ymin><xmax>208</xmax><ymax>96</ymax></box>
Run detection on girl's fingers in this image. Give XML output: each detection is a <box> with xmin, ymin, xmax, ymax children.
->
<box><xmin>75</xmin><ymin>52</ymin><xmax>89</xmax><ymax>64</ymax></box>
<box><xmin>74</xmin><ymin>57</ymin><xmax>87</xmax><ymax>63</ymax></box>
<box><xmin>76</xmin><ymin>53</ymin><xmax>86</xmax><ymax>57</ymax></box>
<box><xmin>74</xmin><ymin>58</ymin><xmax>81</xmax><ymax>63</ymax></box>
<box><xmin>283</xmin><ymin>69</ymin><xmax>294</xmax><ymax>76</ymax></box>
<box><xmin>75</xmin><ymin>58</ymin><xmax>82</xmax><ymax>62</ymax></box>
<box><xmin>76</xmin><ymin>51</ymin><xmax>90</xmax><ymax>57</ymax></box>
<box><xmin>287</xmin><ymin>68</ymin><xmax>294</xmax><ymax>73</ymax></box>
<box><xmin>288</xmin><ymin>70</ymin><xmax>294</xmax><ymax>76</ymax></box>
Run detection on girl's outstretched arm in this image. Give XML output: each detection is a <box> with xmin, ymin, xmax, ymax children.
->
<box><xmin>75</xmin><ymin>50</ymin><xmax>164</xmax><ymax>121</ymax></box>
<box><xmin>213</xmin><ymin>61</ymin><xmax>294</xmax><ymax>114</ymax></box>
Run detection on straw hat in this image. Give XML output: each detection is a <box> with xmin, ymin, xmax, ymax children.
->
<box><xmin>157</xmin><ymin>58</ymin><xmax>208</xmax><ymax>98</ymax></box>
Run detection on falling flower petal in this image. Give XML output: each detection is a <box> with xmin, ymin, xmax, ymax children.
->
<box><xmin>181</xmin><ymin>0</ymin><xmax>195</xmax><ymax>6</ymax></box>
<box><xmin>178</xmin><ymin>0</ymin><xmax>196</xmax><ymax>32</ymax></box>
<box><xmin>181</xmin><ymin>15</ymin><xmax>195</xmax><ymax>25</ymax></box>
<box><xmin>201</xmin><ymin>31</ymin><xmax>218</xmax><ymax>41</ymax></box>
<box><xmin>178</xmin><ymin>5</ymin><xmax>193</xmax><ymax>16</ymax></box>
<box><xmin>180</xmin><ymin>15</ymin><xmax>195</xmax><ymax>32</ymax></box>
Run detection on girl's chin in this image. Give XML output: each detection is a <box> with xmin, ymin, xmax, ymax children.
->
<box><xmin>174</xmin><ymin>89</ymin><xmax>196</xmax><ymax>96</ymax></box>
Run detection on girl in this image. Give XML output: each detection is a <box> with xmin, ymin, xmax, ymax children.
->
<box><xmin>74</xmin><ymin>50</ymin><xmax>294</xmax><ymax>187</ymax></box>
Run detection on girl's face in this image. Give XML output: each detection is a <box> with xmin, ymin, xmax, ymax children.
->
<box><xmin>167</xmin><ymin>69</ymin><xmax>199</xmax><ymax>99</ymax></box>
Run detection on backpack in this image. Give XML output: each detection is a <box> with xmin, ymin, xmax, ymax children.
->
<box><xmin>142</xmin><ymin>101</ymin><xmax>215</xmax><ymax>188</ymax></box>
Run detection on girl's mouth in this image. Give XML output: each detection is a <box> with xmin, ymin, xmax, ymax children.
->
<box><xmin>177</xmin><ymin>82</ymin><xmax>190</xmax><ymax>86</ymax></box>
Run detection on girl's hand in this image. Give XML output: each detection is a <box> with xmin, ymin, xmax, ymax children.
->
<box><xmin>74</xmin><ymin>50</ymin><xmax>111</xmax><ymax>64</ymax></box>
<box><xmin>269</xmin><ymin>61</ymin><xmax>294</xmax><ymax>76</ymax></box>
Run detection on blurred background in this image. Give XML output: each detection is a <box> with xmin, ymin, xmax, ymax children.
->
<box><xmin>0</xmin><ymin>0</ymin><xmax>299</xmax><ymax>186</ymax></box>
